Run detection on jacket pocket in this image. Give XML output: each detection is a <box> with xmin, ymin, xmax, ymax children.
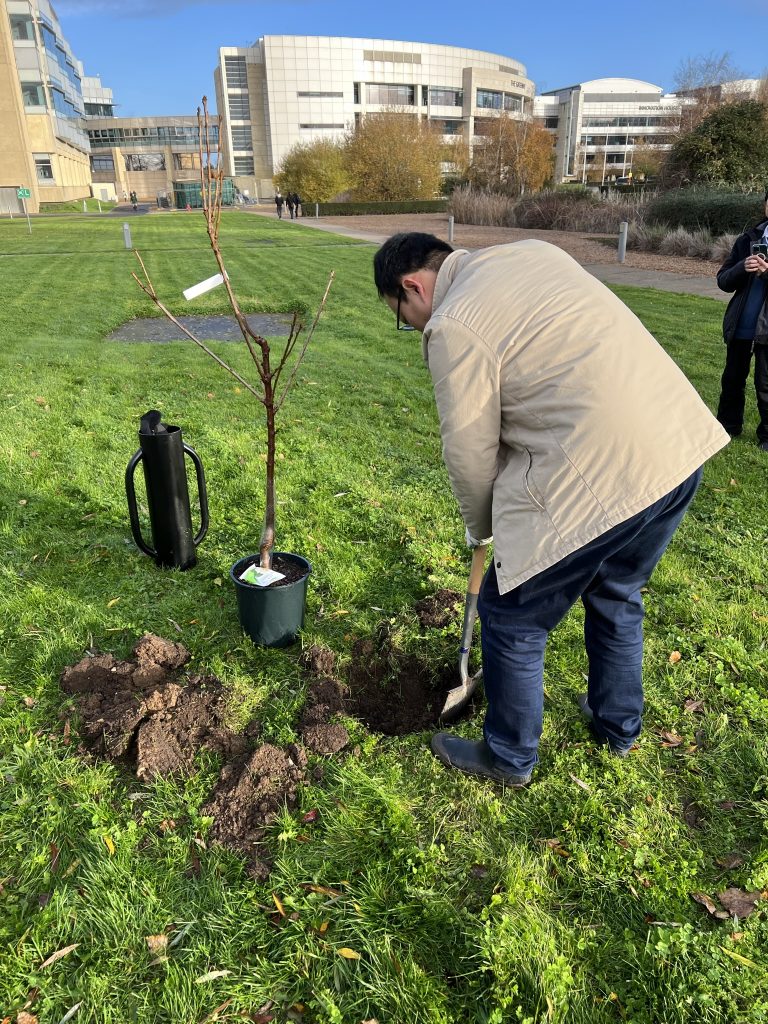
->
<box><xmin>497</xmin><ymin>445</ymin><xmax>546</xmax><ymax>514</ymax></box>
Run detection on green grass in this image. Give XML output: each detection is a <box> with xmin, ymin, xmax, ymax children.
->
<box><xmin>1</xmin><ymin>212</ymin><xmax>768</xmax><ymax>1024</ymax></box>
<box><xmin>38</xmin><ymin>197</ymin><xmax>118</xmax><ymax>213</ymax></box>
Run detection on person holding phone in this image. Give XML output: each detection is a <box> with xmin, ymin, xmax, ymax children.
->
<box><xmin>716</xmin><ymin>189</ymin><xmax>768</xmax><ymax>449</ymax></box>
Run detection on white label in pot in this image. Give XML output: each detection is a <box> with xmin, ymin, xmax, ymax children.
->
<box><xmin>239</xmin><ymin>563</ymin><xmax>285</xmax><ymax>587</ymax></box>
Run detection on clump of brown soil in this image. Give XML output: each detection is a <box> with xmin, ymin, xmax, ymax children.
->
<box><xmin>60</xmin><ymin>634</ymin><xmax>351</xmax><ymax>879</ymax></box>
<box><xmin>414</xmin><ymin>588</ymin><xmax>462</xmax><ymax>629</ymax></box>
<box><xmin>60</xmin><ymin>636</ymin><xmax>249</xmax><ymax>781</ymax></box>
<box><xmin>203</xmin><ymin>743</ymin><xmax>308</xmax><ymax>881</ymax></box>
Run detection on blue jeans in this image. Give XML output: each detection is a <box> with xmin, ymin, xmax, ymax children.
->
<box><xmin>478</xmin><ymin>469</ymin><xmax>702</xmax><ymax>775</ymax></box>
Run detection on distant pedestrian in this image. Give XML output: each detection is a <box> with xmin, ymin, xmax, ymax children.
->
<box><xmin>292</xmin><ymin>192</ymin><xmax>302</xmax><ymax>218</ymax></box>
<box><xmin>122</xmin><ymin>189</ymin><xmax>128</xmax><ymax>202</ymax></box>
<box><xmin>130</xmin><ymin>190</ymin><xmax>138</xmax><ymax>211</ymax></box>
<box><xmin>275</xmin><ymin>192</ymin><xmax>284</xmax><ymax>218</ymax></box>
<box><xmin>286</xmin><ymin>193</ymin><xmax>295</xmax><ymax>219</ymax></box>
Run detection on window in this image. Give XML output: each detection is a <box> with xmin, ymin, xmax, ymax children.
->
<box><xmin>124</xmin><ymin>153</ymin><xmax>166</xmax><ymax>171</ymax></box>
<box><xmin>363</xmin><ymin>50</ymin><xmax>421</xmax><ymax>64</ymax></box>
<box><xmin>224</xmin><ymin>56</ymin><xmax>247</xmax><ymax>88</ymax></box>
<box><xmin>173</xmin><ymin>153</ymin><xmax>200</xmax><ymax>170</ymax></box>
<box><xmin>353</xmin><ymin>82</ymin><xmax>360</xmax><ymax>104</ymax></box>
<box><xmin>544</xmin><ymin>116</ymin><xmax>559</xmax><ymax>129</ymax></box>
<box><xmin>227</xmin><ymin>94</ymin><xmax>250</xmax><ymax>119</ymax></box>
<box><xmin>433</xmin><ymin>118</ymin><xmax>463</xmax><ymax>135</ymax></box>
<box><xmin>503</xmin><ymin>94</ymin><xmax>522</xmax><ymax>112</ymax></box>
<box><xmin>90</xmin><ymin>155</ymin><xmax>115</xmax><ymax>172</ymax></box>
<box><xmin>85</xmin><ymin>102</ymin><xmax>114</xmax><ymax>116</ymax></box>
<box><xmin>10</xmin><ymin>14</ymin><xmax>35</xmax><ymax>40</ymax></box>
<box><xmin>297</xmin><ymin>91</ymin><xmax>343</xmax><ymax>98</ymax></box>
<box><xmin>230</xmin><ymin>126</ymin><xmax>253</xmax><ymax>151</ymax></box>
<box><xmin>299</xmin><ymin>123</ymin><xmax>344</xmax><ymax>129</ymax></box>
<box><xmin>234</xmin><ymin>156</ymin><xmax>254</xmax><ymax>174</ymax></box>
<box><xmin>430</xmin><ymin>87</ymin><xmax>463</xmax><ymax>107</ymax></box>
<box><xmin>34</xmin><ymin>155</ymin><xmax>54</xmax><ymax>182</ymax></box>
<box><xmin>22</xmin><ymin>83</ymin><xmax>46</xmax><ymax>109</ymax></box>
<box><xmin>366</xmin><ymin>83</ymin><xmax>415</xmax><ymax>105</ymax></box>
<box><xmin>477</xmin><ymin>89</ymin><xmax>503</xmax><ymax>109</ymax></box>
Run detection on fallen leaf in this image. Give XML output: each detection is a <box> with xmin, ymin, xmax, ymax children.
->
<box><xmin>102</xmin><ymin>835</ymin><xmax>116</xmax><ymax>856</ymax></box>
<box><xmin>660</xmin><ymin>730</ymin><xmax>684</xmax><ymax>747</ymax></box>
<box><xmin>199</xmin><ymin>997</ymin><xmax>233</xmax><ymax>1022</ymax></box>
<box><xmin>315</xmin><ymin>920</ymin><xmax>329</xmax><ymax>935</ymax></box>
<box><xmin>213</xmin><ymin>577</ymin><xmax>223</xmax><ymax>587</ymax></box>
<box><xmin>301</xmin><ymin>809</ymin><xmax>319</xmax><ymax>824</ymax></box>
<box><xmin>718</xmin><ymin>888</ymin><xmax>763</xmax><ymax>919</ymax></box>
<box><xmin>719</xmin><ymin>945</ymin><xmax>759</xmax><ymax>968</ymax></box>
<box><xmin>40</xmin><ymin>943</ymin><xmax>78</xmax><ymax>969</ymax></box>
<box><xmin>301</xmin><ymin>883</ymin><xmax>344</xmax><ymax>897</ymax></box>
<box><xmin>692</xmin><ymin>892</ymin><xmax>718</xmax><ymax>914</ymax></box>
<box><xmin>272</xmin><ymin>893</ymin><xmax>287</xmax><ymax>917</ymax></box>
<box><xmin>16</xmin><ymin>1013</ymin><xmax>38</xmax><ymax>1024</ymax></box>
<box><xmin>49</xmin><ymin>843</ymin><xmax>61</xmax><ymax>874</ymax></box>
<box><xmin>23</xmin><ymin>697</ymin><xmax>36</xmax><ymax>708</ymax></box>
<box><xmin>106</xmin><ymin>598</ymin><xmax>120</xmax><ymax>608</ymax></box>
<box><xmin>718</xmin><ymin>800</ymin><xmax>736</xmax><ymax>811</ymax></box>
<box><xmin>38</xmin><ymin>893</ymin><xmax>51</xmax><ymax>909</ymax></box>
<box><xmin>731</xmin><ymin>931</ymin><xmax>745</xmax><ymax>941</ymax></box>
<box><xmin>668</xmin><ymin>651</ymin><xmax>682</xmax><ymax>664</ymax></box>
<box><xmin>145</xmin><ymin>934</ymin><xmax>168</xmax><ymax>954</ymax></box>
<box><xmin>34</xmin><ymin>396</ymin><xmax>47</xmax><ymax>406</ymax></box>
<box><xmin>682</xmin><ymin>800</ymin><xmax>705</xmax><ymax>830</ymax></box>
<box><xmin>716</xmin><ymin>853</ymin><xmax>745</xmax><ymax>870</ymax></box>
<box><xmin>195</xmin><ymin>969</ymin><xmax>231</xmax><ymax>983</ymax></box>
<box><xmin>569</xmin><ymin>773</ymin><xmax>591</xmax><ymax>793</ymax></box>
<box><xmin>336</xmin><ymin>947</ymin><xmax>361</xmax><ymax>960</ymax></box>
<box><xmin>683</xmin><ymin>699</ymin><xmax>705</xmax><ymax>713</ymax></box>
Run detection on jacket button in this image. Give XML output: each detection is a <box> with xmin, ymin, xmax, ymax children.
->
<box><xmin>496</xmin><ymin>561</ymin><xmax>501</xmax><ymax>568</ymax></box>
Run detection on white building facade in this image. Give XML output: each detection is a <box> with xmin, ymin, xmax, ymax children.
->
<box><xmin>214</xmin><ymin>35</ymin><xmax>535</xmax><ymax>199</ymax></box>
<box><xmin>533</xmin><ymin>78</ymin><xmax>684</xmax><ymax>183</ymax></box>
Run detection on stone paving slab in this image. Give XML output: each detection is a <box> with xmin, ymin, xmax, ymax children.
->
<box><xmin>109</xmin><ymin>313</ymin><xmax>293</xmax><ymax>343</ymax></box>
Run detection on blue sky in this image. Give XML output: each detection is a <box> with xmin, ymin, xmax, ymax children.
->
<box><xmin>56</xmin><ymin>0</ymin><xmax>768</xmax><ymax>118</ymax></box>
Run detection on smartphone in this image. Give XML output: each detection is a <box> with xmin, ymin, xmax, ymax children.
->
<box><xmin>751</xmin><ymin>242</ymin><xmax>768</xmax><ymax>259</ymax></box>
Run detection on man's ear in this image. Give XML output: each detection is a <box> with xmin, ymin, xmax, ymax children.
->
<box><xmin>401</xmin><ymin>272</ymin><xmax>426</xmax><ymax>298</ymax></box>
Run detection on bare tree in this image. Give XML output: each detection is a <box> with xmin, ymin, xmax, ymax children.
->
<box><xmin>132</xmin><ymin>97</ymin><xmax>334</xmax><ymax>570</ymax></box>
<box><xmin>673</xmin><ymin>51</ymin><xmax>747</xmax><ymax>132</ymax></box>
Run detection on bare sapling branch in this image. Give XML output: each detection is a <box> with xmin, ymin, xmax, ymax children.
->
<box><xmin>132</xmin><ymin>95</ymin><xmax>334</xmax><ymax>570</ymax></box>
<box><xmin>275</xmin><ymin>270</ymin><xmax>335</xmax><ymax>414</ymax></box>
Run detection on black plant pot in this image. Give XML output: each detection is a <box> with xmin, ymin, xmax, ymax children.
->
<box><xmin>230</xmin><ymin>552</ymin><xmax>311</xmax><ymax>648</ymax></box>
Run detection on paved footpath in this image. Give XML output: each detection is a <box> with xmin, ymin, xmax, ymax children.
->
<box><xmin>265</xmin><ymin>212</ymin><xmax>727</xmax><ymax>301</ymax></box>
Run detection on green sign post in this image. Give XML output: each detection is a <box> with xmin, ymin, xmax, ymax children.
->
<box><xmin>17</xmin><ymin>187</ymin><xmax>32</xmax><ymax>233</ymax></box>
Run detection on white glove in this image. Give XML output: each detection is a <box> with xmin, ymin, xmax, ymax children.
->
<box><xmin>465</xmin><ymin>526</ymin><xmax>493</xmax><ymax>548</ymax></box>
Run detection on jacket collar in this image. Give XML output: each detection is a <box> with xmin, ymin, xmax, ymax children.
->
<box><xmin>421</xmin><ymin>249</ymin><xmax>471</xmax><ymax>362</ymax></box>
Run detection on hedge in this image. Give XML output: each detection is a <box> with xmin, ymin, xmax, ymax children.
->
<box><xmin>312</xmin><ymin>199</ymin><xmax>448</xmax><ymax>216</ymax></box>
<box><xmin>646</xmin><ymin>189</ymin><xmax>765</xmax><ymax>234</ymax></box>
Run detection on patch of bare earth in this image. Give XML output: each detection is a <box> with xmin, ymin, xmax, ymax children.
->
<box><xmin>60</xmin><ymin>590</ymin><xmax>470</xmax><ymax>874</ymax></box>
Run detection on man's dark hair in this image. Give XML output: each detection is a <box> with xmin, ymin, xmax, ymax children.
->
<box><xmin>373</xmin><ymin>233</ymin><xmax>454</xmax><ymax>298</ymax></box>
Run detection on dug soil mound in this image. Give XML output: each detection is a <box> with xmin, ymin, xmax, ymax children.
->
<box><xmin>60</xmin><ymin>589</ymin><xmax>471</xmax><ymax>875</ymax></box>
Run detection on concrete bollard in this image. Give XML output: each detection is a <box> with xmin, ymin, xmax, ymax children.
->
<box><xmin>448</xmin><ymin>214</ymin><xmax>454</xmax><ymax>244</ymax></box>
<box><xmin>315</xmin><ymin>202</ymin><xmax>319</xmax><ymax>218</ymax></box>
<box><xmin>123</xmin><ymin>222</ymin><xmax>132</xmax><ymax>249</ymax></box>
<box><xmin>618</xmin><ymin>221</ymin><xmax>628</xmax><ymax>264</ymax></box>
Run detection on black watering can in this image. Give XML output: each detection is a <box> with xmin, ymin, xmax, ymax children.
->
<box><xmin>125</xmin><ymin>410</ymin><xmax>209</xmax><ymax>570</ymax></box>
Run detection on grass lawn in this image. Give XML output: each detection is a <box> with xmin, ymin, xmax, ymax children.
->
<box><xmin>38</xmin><ymin>198</ymin><xmax>118</xmax><ymax>214</ymax></box>
<box><xmin>1</xmin><ymin>212</ymin><xmax>768</xmax><ymax>1024</ymax></box>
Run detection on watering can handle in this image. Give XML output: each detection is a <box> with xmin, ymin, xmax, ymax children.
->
<box><xmin>183</xmin><ymin>443</ymin><xmax>209</xmax><ymax>546</ymax></box>
<box><xmin>125</xmin><ymin>449</ymin><xmax>156</xmax><ymax>558</ymax></box>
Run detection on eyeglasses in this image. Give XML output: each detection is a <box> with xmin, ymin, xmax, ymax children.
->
<box><xmin>396</xmin><ymin>287</ymin><xmax>416</xmax><ymax>331</ymax></box>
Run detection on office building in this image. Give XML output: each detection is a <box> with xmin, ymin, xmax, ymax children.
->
<box><xmin>85</xmin><ymin>114</ymin><xmax>219</xmax><ymax>203</ymax></box>
<box><xmin>214</xmin><ymin>35</ymin><xmax>535</xmax><ymax>199</ymax></box>
<box><xmin>0</xmin><ymin>0</ymin><xmax>90</xmax><ymax>214</ymax></box>
<box><xmin>533</xmin><ymin>78</ymin><xmax>684</xmax><ymax>183</ymax></box>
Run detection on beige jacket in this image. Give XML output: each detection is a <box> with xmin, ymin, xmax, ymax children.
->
<box><xmin>422</xmin><ymin>241</ymin><xmax>729</xmax><ymax>595</ymax></box>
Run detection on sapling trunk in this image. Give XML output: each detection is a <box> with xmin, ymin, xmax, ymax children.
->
<box><xmin>131</xmin><ymin>95</ymin><xmax>334</xmax><ymax>571</ymax></box>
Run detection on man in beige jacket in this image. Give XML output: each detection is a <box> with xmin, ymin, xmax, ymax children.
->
<box><xmin>373</xmin><ymin>233</ymin><xmax>729</xmax><ymax>786</ymax></box>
